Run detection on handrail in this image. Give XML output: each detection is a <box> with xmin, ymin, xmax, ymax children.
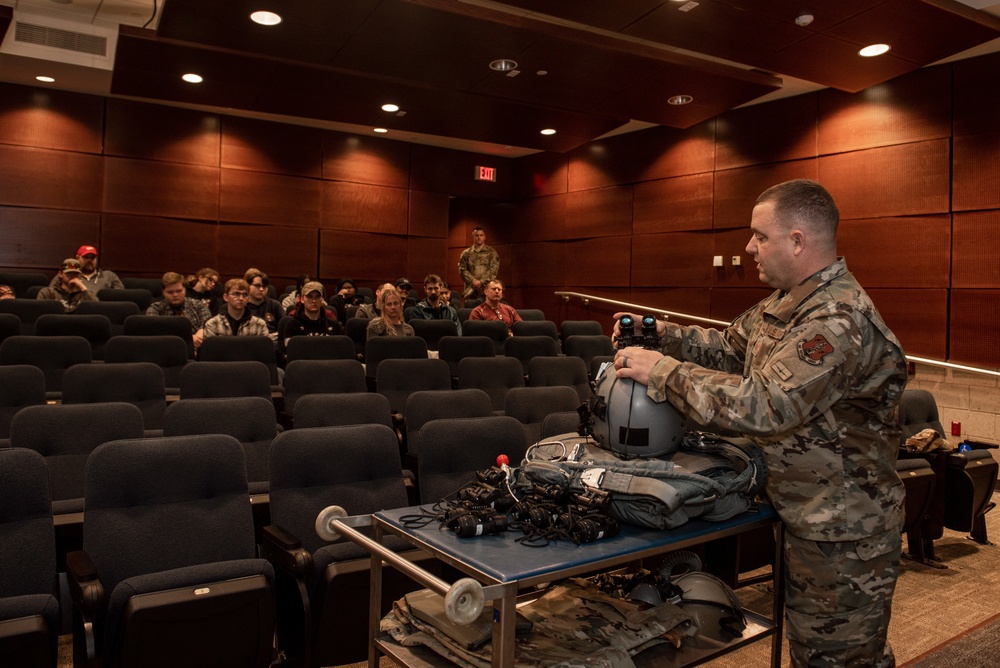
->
<box><xmin>554</xmin><ymin>290</ymin><xmax>1000</xmax><ymax>379</ymax></box>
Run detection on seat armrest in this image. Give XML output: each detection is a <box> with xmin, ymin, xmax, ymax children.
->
<box><xmin>964</xmin><ymin>439</ymin><xmax>999</xmax><ymax>450</ymax></box>
<box><xmin>262</xmin><ymin>525</ymin><xmax>314</xmax><ymax>579</ymax></box>
<box><xmin>66</xmin><ymin>550</ymin><xmax>105</xmax><ymax>615</ymax></box>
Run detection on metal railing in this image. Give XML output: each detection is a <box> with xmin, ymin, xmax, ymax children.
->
<box><xmin>554</xmin><ymin>290</ymin><xmax>1000</xmax><ymax>379</ymax></box>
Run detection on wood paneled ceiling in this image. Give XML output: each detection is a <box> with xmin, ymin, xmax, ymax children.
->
<box><xmin>4</xmin><ymin>0</ymin><xmax>1000</xmax><ymax>154</ymax></box>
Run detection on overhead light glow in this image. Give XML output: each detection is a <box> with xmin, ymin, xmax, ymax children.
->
<box><xmin>182</xmin><ymin>73</ymin><xmax>204</xmax><ymax>83</ymax></box>
<box><xmin>859</xmin><ymin>44</ymin><xmax>891</xmax><ymax>57</ymax></box>
<box><xmin>250</xmin><ymin>11</ymin><xmax>282</xmax><ymax>26</ymax></box>
<box><xmin>668</xmin><ymin>95</ymin><xmax>693</xmax><ymax>105</ymax></box>
<box><xmin>381</xmin><ymin>103</ymin><xmax>399</xmax><ymax>113</ymax></box>
<box><xmin>35</xmin><ymin>76</ymin><xmax>55</xmax><ymax>83</ymax></box>
<box><xmin>540</xmin><ymin>128</ymin><xmax>556</xmax><ymax>136</ymax></box>
<box><xmin>489</xmin><ymin>59</ymin><xmax>518</xmax><ymax>72</ymax></box>
<box><xmin>374</xmin><ymin>127</ymin><xmax>388</xmax><ymax>134</ymax></box>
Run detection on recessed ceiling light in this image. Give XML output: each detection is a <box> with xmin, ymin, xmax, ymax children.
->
<box><xmin>489</xmin><ymin>59</ymin><xmax>518</xmax><ymax>72</ymax></box>
<box><xmin>250</xmin><ymin>11</ymin><xmax>282</xmax><ymax>26</ymax></box>
<box><xmin>540</xmin><ymin>128</ymin><xmax>556</xmax><ymax>136</ymax></box>
<box><xmin>668</xmin><ymin>95</ymin><xmax>693</xmax><ymax>105</ymax></box>
<box><xmin>35</xmin><ymin>76</ymin><xmax>55</xmax><ymax>83</ymax></box>
<box><xmin>182</xmin><ymin>73</ymin><xmax>204</xmax><ymax>84</ymax></box>
<box><xmin>373</xmin><ymin>128</ymin><xmax>388</xmax><ymax>134</ymax></box>
<box><xmin>381</xmin><ymin>103</ymin><xmax>399</xmax><ymax>113</ymax></box>
<box><xmin>859</xmin><ymin>44</ymin><xmax>891</xmax><ymax>57</ymax></box>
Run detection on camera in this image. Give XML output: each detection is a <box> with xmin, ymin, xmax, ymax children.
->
<box><xmin>616</xmin><ymin>314</ymin><xmax>660</xmax><ymax>350</ymax></box>
<box><xmin>450</xmin><ymin>510</ymin><xmax>509</xmax><ymax>537</ymax></box>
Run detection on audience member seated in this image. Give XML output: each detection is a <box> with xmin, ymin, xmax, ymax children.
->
<box><xmin>185</xmin><ymin>267</ymin><xmax>221</xmax><ymax>315</ymax></box>
<box><xmin>281</xmin><ymin>273</ymin><xmax>314</xmax><ymax>312</ymax></box>
<box><xmin>440</xmin><ymin>280</ymin><xmax>461</xmax><ymax>309</ymax></box>
<box><xmin>36</xmin><ymin>258</ymin><xmax>97</xmax><ymax>313</ymax></box>
<box><xmin>328</xmin><ymin>277</ymin><xmax>367</xmax><ymax>322</ymax></box>
<box><xmin>355</xmin><ymin>282</ymin><xmax>394</xmax><ymax>319</ymax></box>
<box><xmin>203</xmin><ymin>278</ymin><xmax>270</xmax><ymax>339</ymax></box>
<box><xmin>366</xmin><ymin>287</ymin><xmax>414</xmax><ymax>338</ymax></box>
<box><xmin>145</xmin><ymin>271</ymin><xmax>211</xmax><ymax>355</ymax></box>
<box><xmin>468</xmin><ymin>278</ymin><xmax>521</xmax><ymax>336</ymax></box>
<box><xmin>244</xmin><ymin>268</ymin><xmax>285</xmax><ymax>342</ymax></box>
<box><xmin>394</xmin><ymin>277</ymin><xmax>418</xmax><ymax>311</ymax></box>
<box><xmin>48</xmin><ymin>244</ymin><xmax>123</xmax><ymax>293</ymax></box>
<box><xmin>0</xmin><ymin>285</ymin><xmax>13</xmax><ymax>300</ymax></box>
<box><xmin>407</xmin><ymin>273</ymin><xmax>462</xmax><ymax>334</ymax></box>
<box><xmin>278</xmin><ymin>282</ymin><xmax>341</xmax><ymax>362</ymax></box>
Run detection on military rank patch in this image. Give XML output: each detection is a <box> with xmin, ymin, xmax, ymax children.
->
<box><xmin>773</xmin><ymin>361</ymin><xmax>793</xmax><ymax>381</ymax></box>
<box><xmin>797</xmin><ymin>334</ymin><xmax>834</xmax><ymax>365</ymax></box>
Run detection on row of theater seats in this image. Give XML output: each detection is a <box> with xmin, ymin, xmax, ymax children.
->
<box><xmin>0</xmin><ymin>405</ymin><xmax>546</xmax><ymax>667</ymax></box>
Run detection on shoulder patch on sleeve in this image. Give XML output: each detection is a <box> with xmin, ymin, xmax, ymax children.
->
<box><xmin>797</xmin><ymin>334</ymin><xmax>834</xmax><ymax>365</ymax></box>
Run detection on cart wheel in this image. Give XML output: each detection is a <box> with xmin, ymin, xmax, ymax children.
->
<box><xmin>444</xmin><ymin>578</ymin><xmax>484</xmax><ymax>625</ymax></box>
<box><xmin>315</xmin><ymin>505</ymin><xmax>348</xmax><ymax>541</ymax></box>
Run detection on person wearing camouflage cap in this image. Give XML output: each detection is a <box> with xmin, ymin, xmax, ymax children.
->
<box><xmin>36</xmin><ymin>258</ymin><xmax>99</xmax><ymax>313</ymax></box>
<box><xmin>613</xmin><ymin>179</ymin><xmax>906</xmax><ymax>667</ymax></box>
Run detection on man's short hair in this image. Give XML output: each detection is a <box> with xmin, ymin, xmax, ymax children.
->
<box><xmin>487</xmin><ymin>278</ymin><xmax>504</xmax><ymax>289</ymax></box>
<box><xmin>423</xmin><ymin>273</ymin><xmax>442</xmax><ymax>286</ymax></box>
<box><xmin>224</xmin><ymin>278</ymin><xmax>249</xmax><ymax>294</ymax></box>
<box><xmin>472</xmin><ymin>226</ymin><xmax>485</xmax><ymax>233</ymax></box>
<box><xmin>244</xmin><ymin>268</ymin><xmax>269</xmax><ymax>287</ymax></box>
<box><xmin>756</xmin><ymin>179</ymin><xmax>839</xmax><ymax>240</ymax></box>
<box><xmin>161</xmin><ymin>272</ymin><xmax>185</xmax><ymax>288</ymax></box>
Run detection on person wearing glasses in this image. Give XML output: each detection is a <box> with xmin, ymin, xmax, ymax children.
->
<box><xmin>202</xmin><ymin>279</ymin><xmax>270</xmax><ymax>339</ymax></box>
<box><xmin>243</xmin><ymin>268</ymin><xmax>285</xmax><ymax>343</ymax></box>
<box><xmin>278</xmin><ymin>281</ymin><xmax>340</xmax><ymax>362</ymax></box>
<box><xmin>468</xmin><ymin>279</ymin><xmax>521</xmax><ymax>336</ymax></box>
<box><xmin>145</xmin><ymin>272</ymin><xmax>211</xmax><ymax>353</ymax></box>
<box><xmin>185</xmin><ymin>267</ymin><xmax>221</xmax><ymax>315</ymax></box>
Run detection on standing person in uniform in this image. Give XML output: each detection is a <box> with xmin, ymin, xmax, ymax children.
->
<box><xmin>613</xmin><ymin>179</ymin><xmax>906</xmax><ymax>667</ymax></box>
<box><xmin>457</xmin><ymin>226</ymin><xmax>499</xmax><ymax>303</ymax></box>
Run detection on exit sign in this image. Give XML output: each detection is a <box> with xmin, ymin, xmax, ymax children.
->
<box><xmin>475</xmin><ymin>165</ymin><xmax>497</xmax><ymax>182</ymax></box>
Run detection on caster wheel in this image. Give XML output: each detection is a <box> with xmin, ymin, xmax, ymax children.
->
<box><xmin>315</xmin><ymin>505</ymin><xmax>348</xmax><ymax>541</ymax></box>
<box><xmin>444</xmin><ymin>578</ymin><xmax>484</xmax><ymax>625</ymax></box>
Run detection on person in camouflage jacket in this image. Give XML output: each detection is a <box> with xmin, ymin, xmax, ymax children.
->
<box><xmin>614</xmin><ymin>179</ymin><xmax>906</xmax><ymax>667</ymax></box>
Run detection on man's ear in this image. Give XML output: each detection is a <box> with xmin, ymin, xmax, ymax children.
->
<box><xmin>790</xmin><ymin>229</ymin><xmax>805</xmax><ymax>255</ymax></box>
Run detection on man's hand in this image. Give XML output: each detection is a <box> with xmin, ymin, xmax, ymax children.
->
<box><xmin>611</xmin><ymin>311</ymin><xmax>666</xmax><ymax>346</ymax></box>
<box><xmin>473</xmin><ymin>279</ymin><xmax>483</xmax><ymax>290</ymax></box>
<box><xmin>68</xmin><ymin>277</ymin><xmax>88</xmax><ymax>293</ymax></box>
<box><xmin>193</xmin><ymin>329</ymin><xmax>205</xmax><ymax>351</ymax></box>
<box><xmin>613</xmin><ymin>347</ymin><xmax>663</xmax><ymax>386</ymax></box>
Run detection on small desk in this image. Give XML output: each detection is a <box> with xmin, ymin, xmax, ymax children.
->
<box><xmin>367</xmin><ymin>505</ymin><xmax>784</xmax><ymax>668</ymax></box>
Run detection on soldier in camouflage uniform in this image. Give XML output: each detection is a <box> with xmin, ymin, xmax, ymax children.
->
<box><xmin>614</xmin><ymin>179</ymin><xmax>906</xmax><ymax>667</ymax></box>
<box><xmin>458</xmin><ymin>226</ymin><xmax>500</xmax><ymax>301</ymax></box>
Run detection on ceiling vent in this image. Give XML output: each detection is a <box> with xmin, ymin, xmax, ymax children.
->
<box><xmin>14</xmin><ymin>21</ymin><xmax>108</xmax><ymax>57</ymax></box>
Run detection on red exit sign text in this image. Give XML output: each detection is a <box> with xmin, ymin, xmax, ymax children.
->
<box><xmin>474</xmin><ymin>165</ymin><xmax>497</xmax><ymax>182</ymax></box>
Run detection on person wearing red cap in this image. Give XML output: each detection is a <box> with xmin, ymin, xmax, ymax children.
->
<box><xmin>48</xmin><ymin>245</ymin><xmax>123</xmax><ymax>294</ymax></box>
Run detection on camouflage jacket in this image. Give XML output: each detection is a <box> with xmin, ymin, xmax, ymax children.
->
<box><xmin>646</xmin><ymin>258</ymin><xmax>907</xmax><ymax>541</ymax></box>
<box><xmin>458</xmin><ymin>244</ymin><xmax>499</xmax><ymax>297</ymax></box>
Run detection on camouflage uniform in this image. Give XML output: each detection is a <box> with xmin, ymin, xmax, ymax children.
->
<box><xmin>458</xmin><ymin>244</ymin><xmax>500</xmax><ymax>298</ymax></box>
<box><xmin>645</xmin><ymin>258</ymin><xmax>907</xmax><ymax>667</ymax></box>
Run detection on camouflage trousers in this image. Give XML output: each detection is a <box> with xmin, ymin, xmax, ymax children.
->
<box><xmin>783</xmin><ymin>528</ymin><xmax>901</xmax><ymax>668</ymax></box>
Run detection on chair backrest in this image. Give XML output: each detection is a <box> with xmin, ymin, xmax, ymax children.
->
<box><xmin>163</xmin><ymin>397</ymin><xmax>278</xmax><ymax>490</ymax></box>
<box><xmin>417</xmin><ymin>416</ymin><xmax>527</xmax><ymax>505</ymax></box>
<box><xmin>292</xmin><ymin>392</ymin><xmax>392</xmax><ymax>429</ymax></box>
<box><xmin>541</xmin><ymin>410</ymin><xmax>583</xmax><ymax>439</ymax></box>
<box><xmin>516</xmin><ymin>308</ymin><xmax>546</xmax><ymax>321</ymax></box>
<box><xmin>120</xmin><ymin>277</ymin><xmax>163</xmax><ymax>298</ymax></box>
<box><xmin>344</xmin><ymin>317</ymin><xmax>369</xmax><ymax>360</ymax></box>
<box><xmin>82</xmin><ymin>434</ymin><xmax>256</xmax><ymax>595</ymax></box>
<box><xmin>74</xmin><ymin>300</ymin><xmax>141</xmax><ymax>335</ymax></box>
<box><xmin>10</xmin><ymin>402</ymin><xmax>145</xmax><ymax>515</ymax></box>
<box><xmin>403</xmin><ymin>388</ymin><xmax>493</xmax><ymax>457</ymax></box>
<box><xmin>282</xmin><ymin>359</ymin><xmax>367</xmax><ymax>416</ymax></box>
<box><xmin>284</xmin><ymin>334</ymin><xmax>355</xmax><ymax>362</ymax></box>
<box><xmin>503</xmin><ymin>335</ymin><xmax>560</xmax><ymax>375</ymax></box>
<box><xmin>269</xmin><ymin>424</ymin><xmax>407</xmax><ymax>555</ymax></box>
<box><xmin>179</xmin><ymin>360</ymin><xmax>271</xmax><ymax>400</ymax></box>
<box><xmin>437</xmin><ymin>335</ymin><xmax>495</xmax><ymax>377</ymax></box>
<box><xmin>527</xmin><ymin>355</ymin><xmax>592</xmax><ymax>404</ymax></box>
<box><xmin>559</xmin><ymin>320</ymin><xmax>604</xmax><ymax>343</ymax></box>
<box><xmin>503</xmin><ymin>385</ymin><xmax>582</xmax><ymax>445</ymax></box>
<box><xmin>565</xmin><ymin>335</ymin><xmax>616</xmax><ymax>374</ymax></box>
<box><xmin>122</xmin><ymin>314</ymin><xmax>195</xmax><ymax>358</ymax></box>
<box><xmin>375</xmin><ymin>358</ymin><xmax>451</xmax><ymax>413</ymax></box>
<box><xmin>511</xmin><ymin>319</ymin><xmax>559</xmax><ymax>341</ymax></box>
<box><xmin>461</xmin><ymin>319</ymin><xmax>508</xmax><ymax>355</ymax></box>
<box><xmin>61</xmin><ymin>362</ymin><xmax>167</xmax><ymax>431</ymax></box>
<box><xmin>0</xmin><ymin>271</ymin><xmax>50</xmax><ymax>297</ymax></box>
<box><xmin>98</xmin><ymin>288</ymin><xmax>155</xmax><ymax>311</ymax></box>
<box><xmin>0</xmin><ymin>312</ymin><xmax>21</xmax><ymax>347</ymax></box>
<box><xmin>457</xmin><ymin>308</ymin><xmax>473</xmax><ymax>323</ymax></box>
<box><xmin>364</xmin><ymin>335</ymin><xmax>428</xmax><ymax>379</ymax></box>
<box><xmin>0</xmin><ymin>364</ymin><xmax>46</xmax><ymax>439</ymax></box>
<box><xmin>0</xmin><ymin>299</ymin><xmax>64</xmax><ymax>334</ymax></box>
<box><xmin>409</xmin><ymin>319</ymin><xmax>459</xmax><ymax>351</ymax></box>
<box><xmin>0</xmin><ymin>335</ymin><xmax>92</xmax><ymax>396</ymax></box>
<box><xmin>456</xmin><ymin>356</ymin><xmax>525</xmax><ymax>413</ymax></box>
<box><xmin>355</xmin><ymin>286</ymin><xmax>375</xmax><ymax>303</ymax></box>
<box><xmin>0</xmin><ymin>448</ymin><xmax>57</xmax><ymax>600</ymax></box>
<box><xmin>35</xmin><ymin>313</ymin><xmax>113</xmax><ymax>360</ymax></box>
<box><xmin>898</xmin><ymin>389</ymin><xmax>946</xmax><ymax>441</ymax></box>
<box><xmin>199</xmin><ymin>335</ymin><xmax>280</xmax><ymax>384</ymax></box>
<box><xmin>103</xmin><ymin>335</ymin><xmax>190</xmax><ymax>392</ymax></box>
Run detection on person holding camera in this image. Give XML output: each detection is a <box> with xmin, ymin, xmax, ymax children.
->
<box><xmin>36</xmin><ymin>258</ymin><xmax>98</xmax><ymax>313</ymax></box>
<box><xmin>613</xmin><ymin>179</ymin><xmax>906</xmax><ymax>668</ymax></box>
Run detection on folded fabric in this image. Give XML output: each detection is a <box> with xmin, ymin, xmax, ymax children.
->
<box><xmin>904</xmin><ymin>428</ymin><xmax>954</xmax><ymax>453</ymax></box>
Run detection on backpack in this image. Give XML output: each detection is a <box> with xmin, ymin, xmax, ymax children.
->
<box><xmin>516</xmin><ymin>431</ymin><xmax>768</xmax><ymax>531</ymax></box>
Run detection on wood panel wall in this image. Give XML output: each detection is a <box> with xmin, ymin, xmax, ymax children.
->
<box><xmin>0</xmin><ymin>84</ymin><xmax>512</xmax><ymax>295</ymax></box>
<box><xmin>451</xmin><ymin>52</ymin><xmax>1000</xmax><ymax>367</ymax></box>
